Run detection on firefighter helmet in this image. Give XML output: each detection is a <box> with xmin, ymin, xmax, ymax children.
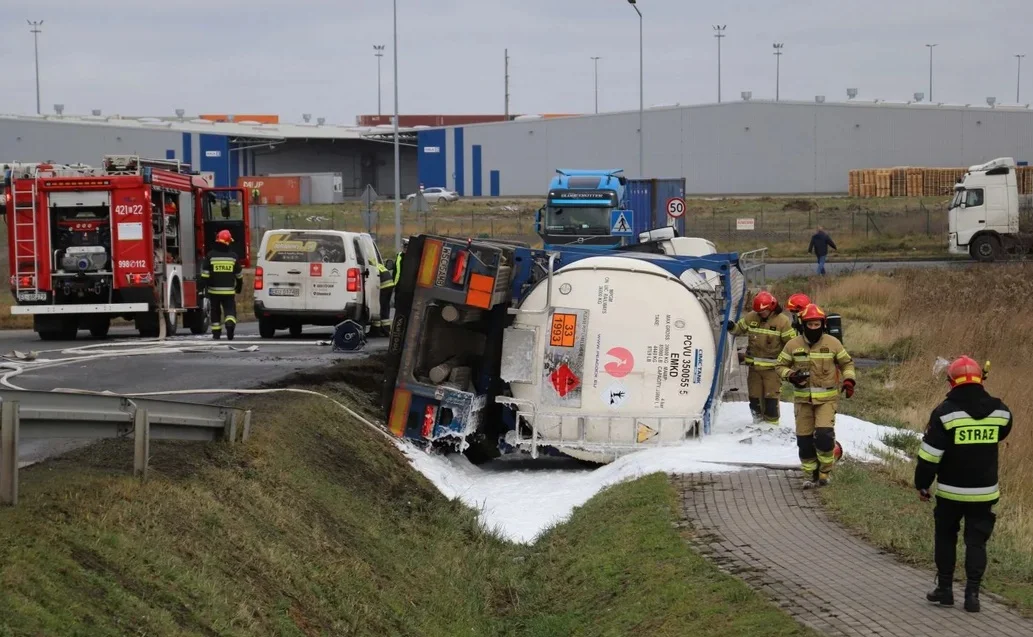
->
<box><xmin>786</xmin><ymin>293</ymin><xmax>811</xmax><ymax>313</ymax></box>
<box><xmin>946</xmin><ymin>355</ymin><xmax>983</xmax><ymax>388</ymax></box>
<box><xmin>752</xmin><ymin>291</ymin><xmax>778</xmax><ymax>313</ymax></box>
<box><xmin>799</xmin><ymin>303</ymin><xmax>826</xmax><ymax>323</ymax></box>
<box><xmin>216</xmin><ymin>229</ymin><xmax>233</xmax><ymax>245</ymax></box>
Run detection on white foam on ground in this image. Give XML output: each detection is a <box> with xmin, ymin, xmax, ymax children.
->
<box><xmin>397</xmin><ymin>401</ymin><xmax>908</xmax><ymax>544</ymax></box>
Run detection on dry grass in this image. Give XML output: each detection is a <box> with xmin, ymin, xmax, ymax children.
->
<box><xmin>772</xmin><ymin>264</ymin><xmax>1033</xmax><ymax>605</ymax></box>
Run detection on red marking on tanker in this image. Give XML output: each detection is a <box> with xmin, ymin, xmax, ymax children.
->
<box><xmin>310</xmin><ymin>263</ymin><xmax>322</xmax><ymax>277</ymax></box>
<box><xmin>604</xmin><ymin>347</ymin><xmax>634</xmax><ymax>378</ymax></box>
<box><xmin>550</xmin><ymin>364</ymin><xmax>581</xmax><ymax>397</ymax></box>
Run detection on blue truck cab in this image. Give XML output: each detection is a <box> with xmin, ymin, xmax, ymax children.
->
<box><xmin>535</xmin><ymin>169</ymin><xmax>689</xmax><ymax>250</ymax></box>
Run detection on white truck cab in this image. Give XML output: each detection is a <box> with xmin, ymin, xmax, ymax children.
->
<box><xmin>253</xmin><ymin>229</ymin><xmax>384</xmax><ymax>338</ymax></box>
<box><xmin>948</xmin><ymin>157</ymin><xmax>1033</xmax><ymax>262</ymax></box>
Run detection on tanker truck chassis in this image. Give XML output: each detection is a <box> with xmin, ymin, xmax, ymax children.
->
<box><xmin>382</xmin><ymin>230</ymin><xmax>748</xmax><ymax>465</ymax></box>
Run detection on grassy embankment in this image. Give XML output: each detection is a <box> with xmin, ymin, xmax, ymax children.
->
<box><xmin>771</xmin><ymin>266</ymin><xmax>1033</xmax><ymax>613</ymax></box>
<box><xmin>0</xmin><ymin>195</ymin><xmax>953</xmax><ymax>331</ymax></box>
<box><xmin>0</xmin><ymin>363</ymin><xmax>816</xmax><ymax>637</ymax></box>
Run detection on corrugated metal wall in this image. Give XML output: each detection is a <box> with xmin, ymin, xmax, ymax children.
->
<box><xmin>254</xmin><ymin>139</ymin><xmax>418</xmax><ymax>198</ymax></box>
<box><xmin>0</xmin><ymin>119</ymin><xmax>182</xmax><ymax>166</ymax></box>
<box><xmin>420</xmin><ymin>102</ymin><xmax>1033</xmax><ymax>196</ymax></box>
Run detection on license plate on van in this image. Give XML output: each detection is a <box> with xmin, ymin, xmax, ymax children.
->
<box><xmin>269</xmin><ymin>287</ymin><xmax>300</xmax><ymax>297</ymax></box>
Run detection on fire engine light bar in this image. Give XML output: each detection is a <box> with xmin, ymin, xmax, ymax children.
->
<box><xmin>11</xmin><ymin>303</ymin><xmax>149</xmax><ymax>315</ymax></box>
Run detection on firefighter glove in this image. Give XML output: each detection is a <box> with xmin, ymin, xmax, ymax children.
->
<box><xmin>841</xmin><ymin>378</ymin><xmax>855</xmax><ymax>398</ymax></box>
<box><xmin>788</xmin><ymin>370</ymin><xmax>809</xmax><ymax>388</ymax></box>
<box><xmin>726</xmin><ymin>320</ymin><xmax>736</xmax><ymax>332</ymax></box>
<box><xmin>918</xmin><ymin>488</ymin><xmax>931</xmax><ymax>503</ymax></box>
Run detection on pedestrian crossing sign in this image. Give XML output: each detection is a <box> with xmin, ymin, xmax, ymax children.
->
<box><xmin>610</xmin><ymin>209</ymin><xmax>634</xmax><ymax>236</ymax></box>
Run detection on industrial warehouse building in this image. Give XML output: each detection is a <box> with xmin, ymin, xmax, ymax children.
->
<box><xmin>0</xmin><ymin>113</ymin><xmax>420</xmax><ymax>197</ymax></box>
<box><xmin>416</xmin><ymin>100</ymin><xmax>1033</xmax><ymax>196</ymax></box>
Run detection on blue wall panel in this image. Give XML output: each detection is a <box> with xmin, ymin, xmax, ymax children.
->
<box><xmin>490</xmin><ymin>170</ymin><xmax>500</xmax><ymax>197</ymax></box>
<box><xmin>472</xmin><ymin>145</ymin><xmax>482</xmax><ymax>196</ymax></box>
<box><xmin>417</xmin><ymin>129</ymin><xmax>447</xmax><ymax>188</ymax></box>
<box><xmin>181</xmin><ymin>133</ymin><xmax>193</xmax><ymax>170</ymax></box>
<box><xmin>453</xmin><ymin>127</ymin><xmax>465</xmax><ymax>196</ymax></box>
<box><xmin>165</xmin><ymin>149</ymin><xmax>175</xmax><ymax>160</ymax></box>
<box><xmin>199</xmin><ymin>134</ymin><xmax>230</xmax><ymax>187</ymax></box>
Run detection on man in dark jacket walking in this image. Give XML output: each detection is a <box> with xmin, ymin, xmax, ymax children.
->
<box><xmin>916</xmin><ymin>356</ymin><xmax>1011</xmax><ymax>613</ymax></box>
<box><xmin>807</xmin><ymin>226</ymin><xmax>837</xmax><ymax>275</ymax></box>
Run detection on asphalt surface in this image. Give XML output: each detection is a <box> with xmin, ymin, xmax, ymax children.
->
<box><xmin>2</xmin><ymin>258</ymin><xmax>962</xmax><ymax>467</ymax></box>
<box><xmin>1</xmin><ymin>322</ymin><xmax>386</xmax><ymax>466</ymax></box>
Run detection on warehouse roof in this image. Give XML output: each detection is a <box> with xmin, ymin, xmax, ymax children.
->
<box><xmin>0</xmin><ymin>113</ymin><xmax>420</xmax><ymax>142</ymax></box>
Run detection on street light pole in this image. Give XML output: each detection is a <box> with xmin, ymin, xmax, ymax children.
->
<box><xmin>628</xmin><ymin>0</ymin><xmax>643</xmax><ymax>177</ymax></box>
<box><xmin>28</xmin><ymin>20</ymin><xmax>43</xmax><ymax>115</ymax></box>
<box><xmin>713</xmin><ymin>25</ymin><xmax>726</xmax><ymax>103</ymax></box>
<box><xmin>1017</xmin><ymin>54</ymin><xmax>1026</xmax><ymax>103</ymax></box>
<box><xmin>373</xmin><ymin>44</ymin><xmax>385</xmax><ymax>117</ymax></box>
<box><xmin>591</xmin><ymin>56</ymin><xmax>601</xmax><ymax>113</ymax></box>
<box><xmin>926</xmin><ymin>44</ymin><xmax>937</xmax><ymax>102</ymax></box>
<box><xmin>773</xmin><ymin>43</ymin><xmax>784</xmax><ymax>101</ymax></box>
<box><xmin>392</xmin><ymin>0</ymin><xmax>402</xmax><ymax>252</ymax></box>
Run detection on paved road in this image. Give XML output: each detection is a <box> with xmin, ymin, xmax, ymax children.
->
<box><xmin>676</xmin><ymin>470</ymin><xmax>1032</xmax><ymax>637</ymax></box>
<box><xmin>0</xmin><ymin>322</ymin><xmax>386</xmax><ymax>465</ymax></box>
<box><xmin>765</xmin><ymin>259</ymin><xmax>967</xmax><ymax>280</ymax></box>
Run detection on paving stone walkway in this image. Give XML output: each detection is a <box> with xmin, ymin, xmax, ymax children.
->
<box><xmin>675</xmin><ymin>469</ymin><xmax>1033</xmax><ymax>637</ymax></box>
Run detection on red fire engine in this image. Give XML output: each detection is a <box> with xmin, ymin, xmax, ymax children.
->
<box><xmin>2</xmin><ymin>155</ymin><xmax>251</xmax><ymax>340</ymax></box>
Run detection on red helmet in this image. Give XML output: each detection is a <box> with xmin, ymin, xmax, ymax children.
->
<box><xmin>786</xmin><ymin>293</ymin><xmax>811</xmax><ymax>313</ymax></box>
<box><xmin>216</xmin><ymin>229</ymin><xmax>233</xmax><ymax>245</ymax></box>
<box><xmin>947</xmin><ymin>356</ymin><xmax>983</xmax><ymax>388</ymax></box>
<box><xmin>752</xmin><ymin>291</ymin><xmax>777</xmax><ymax>313</ymax></box>
<box><xmin>799</xmin><ymin>303</ymin><xmax>826</xmax><ymax>323</ymax></box>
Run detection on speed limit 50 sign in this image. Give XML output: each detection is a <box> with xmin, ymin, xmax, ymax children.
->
<box><xmin>666</xmin><ymin>197</ymin><xmax>686</xmax><ymax>218</ymax></box>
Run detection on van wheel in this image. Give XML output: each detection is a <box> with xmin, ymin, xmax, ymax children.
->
<box><xmin>259</xmin><ymin>318</ymin><xmax>276</xmax><ymax>339</ymax></box>
<box><xmin>289</xmin><ymin>324</ymin><xmax>303</xmax><ymax>338</ymax></box>
<box><xmin>187</xmin><ymin>296</ymin><xmax>212</xmax><ymax>335</ymax></box>
<box><xmin>970</xmin><ymin>235</ymin><xmax>1001</xmax><ymax>262</ymax></box>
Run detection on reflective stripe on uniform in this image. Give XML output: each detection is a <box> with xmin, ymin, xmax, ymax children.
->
<box><xmin>749</xmin><ymin>357</ymin><xmax>779</xmax><ymax>368</ymax></box>
<box><xmin>939</xmin><ymin>409</ymin><xmax>1011</xmax><ymax>430</ymax></box>
<box><xmin>747</xmin><ymin>326</ymin><xmax>780</xmax><ymax>336</ymax></box>
<box><xmin>936</xmin><ymin>482</ymin><xmax>1000</xmax><ymax>502</ymax></box>
<box><xmin>208</xmin><ymin>287</ymin><xmax>236</xmax><ymax>295</ymax></box>
<box><xmin>781</xmin><ymin>328</ymin><xmax>797</xmax><ymax>339</ymax></box>
<box><xmin>793</xmin><ymin>386</ymin><xmax>839</xmax><ymax>400</ymax></box>
<box><xmin>917</xmin><ymin>441</ymin><xmax>945</xmax><ymax>464</ymax></box>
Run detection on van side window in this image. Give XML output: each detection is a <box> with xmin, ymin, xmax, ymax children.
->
<box><xmin>353</xmin><ymin>239</ymin><xmax>365</xmax><ymax>267</ymax></box>
<box><xmin>964</xmin><ymin>189</ymin><xmax>984</xmax><ymax>208</ymax></box>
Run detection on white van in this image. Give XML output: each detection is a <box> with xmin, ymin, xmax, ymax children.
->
<box><xmin>253</xmin><ymin>229</ymin><xmax>384</xmax><ymax>338</ymax></box>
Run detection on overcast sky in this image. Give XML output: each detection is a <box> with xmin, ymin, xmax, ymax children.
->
<box><xmin>2</xmin><ymin>0</ymin><xmax>1031</xmax><ymax>124</ymax></box>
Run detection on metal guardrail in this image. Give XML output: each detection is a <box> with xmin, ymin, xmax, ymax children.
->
<box><xmin>0</xmin><ymin>390</ymin><xmax>251</xmax><ymax>506</ymax></box>
<box><xmin>738</xmin><ymin>247</ymin><xmax>768</xmax><ymax>289</ymax></box>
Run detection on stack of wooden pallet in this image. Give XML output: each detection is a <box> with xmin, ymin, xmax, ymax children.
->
<box><xmin>848</xmin><ymin>165</ymin><xmax>1033</xmax><ymax>198</ymax></box>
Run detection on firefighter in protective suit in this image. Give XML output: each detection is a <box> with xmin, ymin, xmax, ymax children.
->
<box><xmin>200</xmin><ymin>229</ymin><xmax>243</xmax><ymax>340</ymax></box>
<box><xmin>375</xmin><ymin>259</ymin><xmax>394</xmax><ymax>333</ymax></box>
<box><xmin>916</xmin><ymin>356</ymin><xmax>1011</xmax><ymax>613</ymax></box>
<box><xmin>785</xmin><ymin>292</ymin><xmax>811</xmax><ymax>335</ymax></box>
<box><xmin>775</xmin><ymin>303</ymin><xmax>855</xmax><ymax>488</ymax></box>
<box><xmin>727</xmin><ymin>291</ymin><xmax>797</xmax><ymax>425</ymax></box>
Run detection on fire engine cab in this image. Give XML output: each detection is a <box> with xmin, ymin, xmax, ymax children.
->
<box><xmin>2</xmin><ymin>155</ymin><xmax>251</xmax><ymax>340</ymax></box>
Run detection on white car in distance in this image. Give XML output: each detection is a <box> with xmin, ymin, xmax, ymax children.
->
<box><xmin>406</xmin><ymin>187</ymin><xmax>459</xmax><ymax>204</ymax></box>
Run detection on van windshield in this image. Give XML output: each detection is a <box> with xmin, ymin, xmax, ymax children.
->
<box><xmin>264</xmin><ymin>231</ymin><xmax>348</xmax><ymax>263</ymax></box>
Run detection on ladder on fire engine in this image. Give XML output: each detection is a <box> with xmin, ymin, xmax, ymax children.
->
<box><xmin>10</xmin><ymin>169</ymin><xmax>41</xmax><ymax>297</ymax></box>
<box><xmin>103</xmin><ymin>155</ymin><xmax>191</xmax><ymax>176</ymax></box>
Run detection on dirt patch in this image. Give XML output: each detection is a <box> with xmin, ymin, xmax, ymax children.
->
<box><xmin>781</xmin><ymin>199</ymin><xmax>817</xmax><ymax>212</ymax></box>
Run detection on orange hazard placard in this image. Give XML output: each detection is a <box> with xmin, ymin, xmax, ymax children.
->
<box><xmin>550</xmin><ymin>313</ymin><xmax>577</xmax><ymax>348</ymax></box>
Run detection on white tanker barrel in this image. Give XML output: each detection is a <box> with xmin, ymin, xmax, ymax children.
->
<box><xmin>501</xmin><ymin>254</ymin><xmax>737</xmax><ymax>459</ymax></box>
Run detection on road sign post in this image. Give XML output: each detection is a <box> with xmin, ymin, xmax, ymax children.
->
<box><xmin>409</xmin><ymin>190</ymin><xmax>431</xmax><ymax>227</ymax></box>
<box><xmin>666</xmin><ymin>197</ymin><xmax>686</xmax><ymax>219</ymax></box>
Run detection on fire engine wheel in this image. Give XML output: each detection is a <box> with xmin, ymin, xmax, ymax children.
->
<box><xmin>89</xmin><ymin>317</ymin><xmax>111</xmax><ymax>339</ymax></box>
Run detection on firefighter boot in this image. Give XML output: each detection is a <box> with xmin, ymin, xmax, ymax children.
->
<box><xmin>212</xmin><ymin>330</ymin><xmax>221</xmax><ymax>340</ymax></box>
<box><xmin>801</xmin><ymin>468</ymin><xmax>820</xmax><ymax>490</ymax></box>
<box><xmin>818</xmin><ymin>471</ymin><xmax>831</xmax><ymax>487</ymax></box>
<box><xmin>226</xmin><ymin>322</ymin><xmax>235</xmax><ymax>341</ymax></box>
<box><xmin>964</xmin><ymin>581</ymin><xmax>980</xmax><ymax>613</ymax></box>
<box><xmin>926</xmin><ymin>574</ymin><xmax>955</xmax><ymax>606</ymax></box>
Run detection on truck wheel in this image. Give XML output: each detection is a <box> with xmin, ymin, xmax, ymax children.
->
<box><xmin>164</xmin><ymin>286</ymin><xmax>181</xmax><ymax>337</ymax></box>
<box><xmin>187</xmin><ymin>297</ymin><xmax>211</xmax><ymax>335</ymax></box>
<box><xmin>89</xmin><ymin>317</ymin><xmax>111</xmax><ymax>339</ymax></box>
<box><xmin>259</xmin><ymin>318</ymin><xmax>276</xmax><ymax>339</ymax></box>
<box><xmin>289</xmin><ymin>324</ymin><xmax>303</xmax><ymax>338</ymax></box>
<box><xmin>136</xmin><ymin>312</ymin><xmax>160</xmax><ymax>338</ymax></box>
<box><xmin>970</xmin><ymin>235</ymin><xmax>1001</xmax><ymax>262</ymax></box>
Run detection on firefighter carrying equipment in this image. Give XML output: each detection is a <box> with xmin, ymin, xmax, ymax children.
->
<box><xmin>775</xmin><ymin>303</ymin><xmax>855</xmax><ymax>485</ymax></box>
<box><xmin>728</xmin><ymin>293</ymin><xmax>796</xmax><ymax>424</ymax></box>
<box><xmin>375</xmin><ymin>261</ymin><xmax>394</xmax><ymax>329</ymax></box>
<box><xmin>201</xmin><ymin>242</ymin><xmax>243</xmax><ymax>340</ymax></box>
<box><xmin>915</xmin><ymin>373</ymin><xmax>1012</xmax><ymax>608</ymax></box>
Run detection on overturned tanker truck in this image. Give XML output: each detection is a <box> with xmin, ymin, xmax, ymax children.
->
<box><xmin>381</xmin><ymin>228</ymin><xmax>751</xmax><ymax>464</ymax></box>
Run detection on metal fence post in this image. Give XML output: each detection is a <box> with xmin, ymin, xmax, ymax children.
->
<box><xmin>1</xmin><ymin>401</ymin><xmax>20</xmax><ymax>505</ymax></box>
<box><xmin>134</xmin><ymin>409</ymin><xmax>150</xmax><ymax>480</ymax></box>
